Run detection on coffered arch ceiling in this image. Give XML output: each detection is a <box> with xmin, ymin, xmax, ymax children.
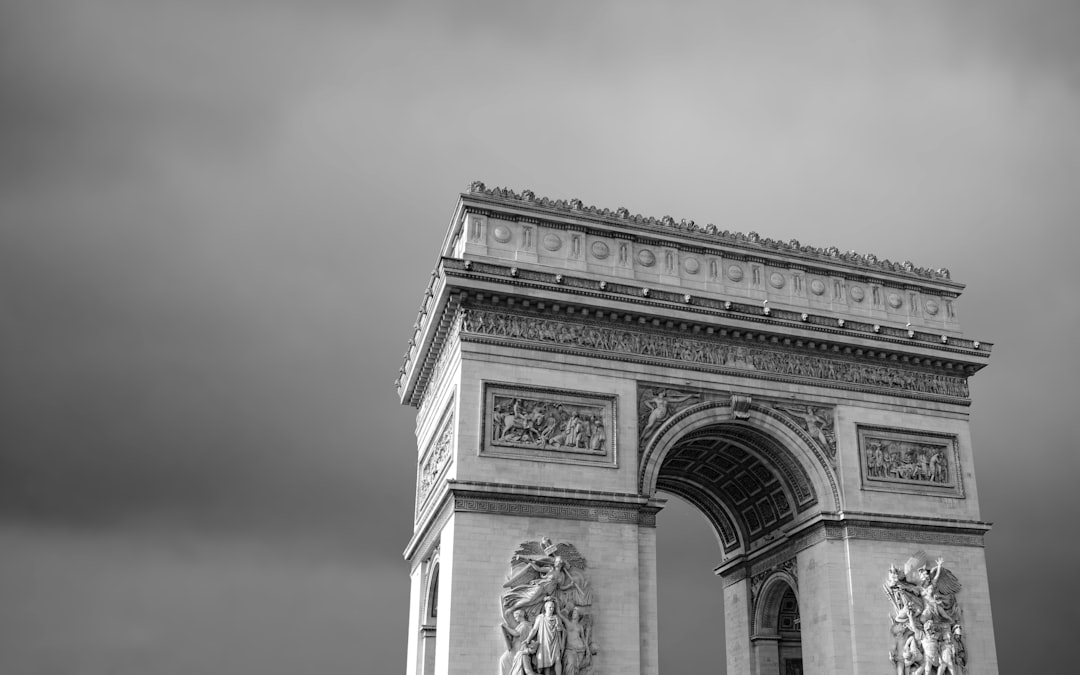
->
<box><xmin>656</xmin><ymin>423</ymin><xmax>817</xmax><ymax>554</ymax></box>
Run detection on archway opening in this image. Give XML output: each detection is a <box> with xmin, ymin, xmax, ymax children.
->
<box><xmin>651</xmin><ymin>419</ymin><xmax>817</xmax><ymax>674</ymax></box>
<box><xmin>656</xmin><ymin>492</ymin><xmax>727</xmax><ymax>673</ymax></box>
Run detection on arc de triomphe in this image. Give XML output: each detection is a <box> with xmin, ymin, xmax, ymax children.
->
<box><xmin>397</xmin><ymin>183</ymin><xmax>997</xmax><ymax>675</ymax></box>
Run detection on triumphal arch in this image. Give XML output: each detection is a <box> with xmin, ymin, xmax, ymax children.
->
<box><xmin>397</xmin><ymin>182</ymin><xmax>998</xmax><ymax>675</ymax></box>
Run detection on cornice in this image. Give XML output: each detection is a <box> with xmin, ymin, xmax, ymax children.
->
<box><xmin>462</xmin><ymin>181</ymin><xmax>961</xmax><ymax>286</ymax></box>
<box><xmin>444</xmin><ymin>257</ymin><xmax>991</xmax><ymax>357</ymax></box>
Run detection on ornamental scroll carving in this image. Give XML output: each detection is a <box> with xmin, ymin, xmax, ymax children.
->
<box><xmin>499</xmin><ymin>538</ymin><xmax>597</xmax><ymax>675</ymax></box>
<box><xmin>460</xmin><ymin>308</ymin><xmax>969</xmax><ymax>400</ymax></box>
<box><xmin>858</xmin><ymin>426</ymin><xmax>963</xmax><ymax>498</ymax></box>
<box><xmin>884</xmin><ymin>551</ymin><xmax>966</xmax><ymax>674</ymax></box>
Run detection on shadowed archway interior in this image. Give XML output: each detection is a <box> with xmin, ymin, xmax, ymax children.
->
<box><xmin>655</xmin><ymin>423</ymin><xmax>818</xmax><ymax>554</ymax></box>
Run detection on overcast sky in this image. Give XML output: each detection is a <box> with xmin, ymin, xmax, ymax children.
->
<box><xmin>1</xmin><ymin>1</ymin><xmax>1077</xmax><ymax>673</ymax></box>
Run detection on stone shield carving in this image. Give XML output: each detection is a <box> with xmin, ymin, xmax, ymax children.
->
<box><xmin>884</xmin><ymin>551</ymin><xmax>966</xmax><ymax>674</ymax></box>
<box><xmin>499</xmin><ymin>538</ymin><xmax>597</xmax><ymax>675</ymax></box>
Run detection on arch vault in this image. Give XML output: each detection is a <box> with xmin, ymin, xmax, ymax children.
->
<box><xmin>397</xmin><ymin>183</ymin><xmax>999</xmax><ymax>674</ymax></box>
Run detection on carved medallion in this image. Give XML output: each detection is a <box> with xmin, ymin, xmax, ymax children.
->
<box><xmin>482</xmin><ymin>383</ymin><xmax>617</xmax><ymax>467</ymax></box>
<box><xmin>493</xmin><ymin>224</ymin><xmax>513</xmax><ymax>243</ymax></box>
<box><xmin>498</xmin><ymin>538</ymin><xmax>597</xmax><ymax>675</ymax></box>
<box><xmin>637</xmin><ymin>249</ymin><xmax>656</xmax><ymax>267</ymax></box>
<box><xmin>857</xmin><ymin>425</ymin><xmax>963</xmax><ymax>497</ymax></box>
<box><xmin>727</xmin><ymin>264</ymin><xmax>744</xmax><ymax>282</ymax></box>
<box><xmin>925</xmin><ymin>299</ymin><xmax>940</xmax><ymax>316</ymax></box>
<box><xmin>888</xmin><ymin>292</ymin><xmax>903</xmax><ymax>309</ymax></box>
<box><xmin>769</xmin><ymin>272</ymin><xmax>786</xmax><ymax>289</ymax></box>
<box><xmin>849</xmin><ymin>286</ymin><xmax>865</xmax><ymax>302</ymax></box>
<box><xmin>590</xmin><ymin>241</ymin><xmax>609</xmax><ymax>260</ymax></box>
<box><xmin>683</xmin><ymin>257</ymin><xmax>700</xmax><ymax>274</ymax></box>
<box><xmin>884</xmin><ymin>552</ymin><xmax>966</xmax><ymax>674</ymax></box>
<box><xmin>810</xmin><ymin>279</ymin><xmax>826</xmax><ymax>296</ymax></box>
<box><xmin>542</xmin><ymin>233</ymin><xmax>562</xmax><ymax>251</ymax></box>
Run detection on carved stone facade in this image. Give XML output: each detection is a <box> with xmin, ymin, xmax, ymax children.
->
<box><xmin>400</xmin><ymin>186</ymin><xmax>998</xmax><ymax>675</ymax></box>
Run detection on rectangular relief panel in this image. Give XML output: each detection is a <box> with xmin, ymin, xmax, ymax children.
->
<box><xmin>480</xmin><ymin>383</ymin><xmax>617</xmax><ymax>467</ymax></box>
<box><xmin>857</xmin><ymin>425</ymin><xmax>964</xmax><ymax>498</ymax></box>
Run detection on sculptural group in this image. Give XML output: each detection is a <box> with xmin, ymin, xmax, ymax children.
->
<box><xmin>499</xmin><ymin>538</ymin><xmax>597</xmax><ymax>675</ymax></box>
<box><xmin>884</xmin><ymin>552</ymin><xmax>966</xmax><ymax>674</ymax></box>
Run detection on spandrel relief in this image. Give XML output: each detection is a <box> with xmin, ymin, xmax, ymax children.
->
<box><xmin>499</xmin><ymin>538</ymin><xmax>597</xmax><ymax>675</ymax></box>
<box><xmin>884</xmin><ymin>551</ymin><xmax>966</xmax><ymax>674</ymax></box>
<box><xmin>482</xmin><ymin>384</ymin><xmax>617</xmax><ymax>466</ymax></box>
<box><xmin>638</xmin><ymin>387</ymin><xmax>700</xmax><ymax>444</ymax></box>
<box><xmin>774</xmin><ymin>404</ymin><xmax>836</xmax><ymax>462</ymax></box>
<box><xmin>858</xmin><ymin>426</ymin><xmax>963</xmax><ymax>498</ymax></box>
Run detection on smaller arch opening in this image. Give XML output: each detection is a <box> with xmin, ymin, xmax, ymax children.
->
<box><xmin>754</xmin><ymin>576</ymin><xmax>802</xmax><ymax>675</ymax></box>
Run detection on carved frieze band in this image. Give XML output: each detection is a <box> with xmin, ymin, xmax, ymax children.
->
<box><xmin>482</xmin><ymin>383</ymin><xmax>617</xmax><ymax>467</ymax></box>
<box><xmin>461</xmin><ymin>307</ymin><xmax>970</xmax><ymax>400</ymax></box>
<box><xmin>857</xmin><ymin>425</ymin><xmax>964</xmax><ymax>498</ymax></box>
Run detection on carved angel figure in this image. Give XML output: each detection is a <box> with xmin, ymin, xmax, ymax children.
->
<box><xmin>639</xmin><ymin>389</ymin><xmax>697</xmax><ymax>440</ymax></box>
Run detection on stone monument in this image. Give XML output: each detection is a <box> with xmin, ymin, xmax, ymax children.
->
<box><xmin>398</xmin><ymin>183</ymin><xmax>998</xmax><ymax>674</ymax></box>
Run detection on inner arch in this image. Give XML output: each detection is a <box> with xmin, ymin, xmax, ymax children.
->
<box><xmin>655</xmin><ymin>422</ymin><xmax>818</xmax><ymax>553</ymax></box>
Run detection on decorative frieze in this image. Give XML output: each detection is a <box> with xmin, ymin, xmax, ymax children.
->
<box><xmin>482</xmin><ymin>383</ymin><xmax>617</xmax><ymax>467</ymax></box>
<box><xmin>461</xmin><ymin>307</ymin><xmax>970</xmax><ymax>400</ymax></box>
<box><xmin>857</xmin><ymin>426</ymin><xmax>963</xmax><ymax>498</ymax></box>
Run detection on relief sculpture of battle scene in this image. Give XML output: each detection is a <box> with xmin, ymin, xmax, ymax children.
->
<box><xmin>884</xmin><ymin>551</ymin><xmax>966</xmax><ymax>674</ymax></box>
<box><xmin>498</xmin><ymin>537</ymin><xmax>597</xmax><ymax>675</ymax></box>
<box><xmin>858</xmin><ymin>426</ymin><xmax>962</xmax><ymax>498</ymax></box>
<box><xmin>483</xmin><ymin>384</ymin><xmax>615</xmax><ymax>466</ymax></box>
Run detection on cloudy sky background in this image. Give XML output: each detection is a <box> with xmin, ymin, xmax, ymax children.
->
<box><xmin>2</xmin><ymin>0</ymin><xmax>1077</xmax><ymax>672</ymax></box>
